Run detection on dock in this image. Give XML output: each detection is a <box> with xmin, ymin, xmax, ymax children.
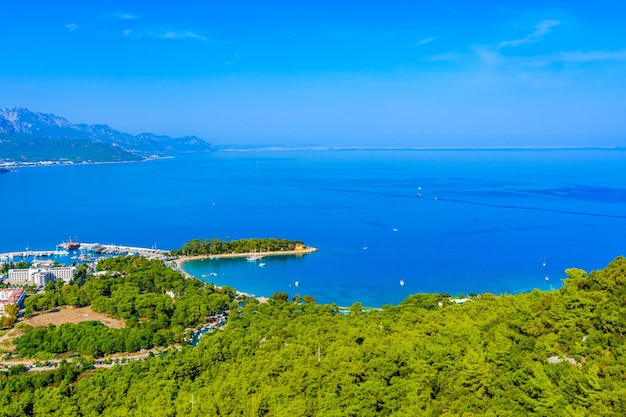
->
<box><xmin>0</xmin><ymin>250</ymin><xmax>57</xmax><ymax>261</ymax></box>
<box><xmin>1</xmin><ymin>243</ymin><xmax>170</xmax><ymax>262</ymax></box>
<box><xmin>80</xmin><ymin>243</ymin><xmax>169</xmax><ymax>259</ymax></box>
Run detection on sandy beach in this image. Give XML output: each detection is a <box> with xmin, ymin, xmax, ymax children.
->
<box><xmin>173</xmin><ymin>246</ymin><xmax>317</xmax><ymax>273</ymax></box>
<box><xmin>170</xmin><ymin>246</ymin><xmax>317</xmax><ymax>302</ymax></box>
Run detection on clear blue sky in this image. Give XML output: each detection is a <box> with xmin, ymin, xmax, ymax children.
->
<box><xmin>1</xmin><ymin>1</ymin><xmax>625</xmax><ymax>146</ymax></box>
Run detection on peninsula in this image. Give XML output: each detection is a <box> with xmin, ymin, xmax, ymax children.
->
<box><xmin>169</xmin><ymin>237</ymin><xmax>317</xmax><ymax>277</ymax></box>
<box><xmin>173</xmin><ymin>246</ymin><xmax>318</xmax><ymax>277</ymax></box>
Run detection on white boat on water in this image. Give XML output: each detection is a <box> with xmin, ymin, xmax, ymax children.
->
<box><xmin>246</xmin><ymin>250</ymin><xmax>263</xmax><ymax>262</ymax></box>
<box><xmin>258</xmin><ymin>263</ymin><xmax>266</xmax><ymax>267</ymax></box>
<box><xmin>400</xmin><ymin>280</ymin><xmax>405</xmax><ymax>286</ymax></box>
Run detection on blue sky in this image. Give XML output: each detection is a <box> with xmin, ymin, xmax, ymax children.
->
<box><xmin>1</xmin><ymin>1</ymin><xmax>625</xmax><ymax>146</ymax></box>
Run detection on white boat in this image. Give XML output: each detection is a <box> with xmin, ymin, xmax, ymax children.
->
<box><xmin>295</xmin><ymin>281</ymin><xmax>299</xmax><ymax>287</ymax></box>
<box><xmin>400</xmin><ymin>280</ymin><xmax>405</xmax><ymax>286</ymax></box>
<box><xmin>258</xmin><ymin>263</ymin><xmax>266</xmax><ymax>267</ymax></box>
<box><xmin>246</xmin><ymin>250</ymin><xmax>263</xmax><ymax>262</ymax></box>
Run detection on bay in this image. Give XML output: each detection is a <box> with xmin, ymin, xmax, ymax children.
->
<box><xmin>1</xmin><ymin>149</ymin><xmax>625</xmax><ymax>307</ymax></box>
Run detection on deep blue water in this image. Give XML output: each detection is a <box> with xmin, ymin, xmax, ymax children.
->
<box><xmin>2</xmin><ymin>149</ymin><xmax>626</xmax><ymax>307</ymax></box>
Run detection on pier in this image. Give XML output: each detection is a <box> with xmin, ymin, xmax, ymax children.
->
<box><xmin>1</xmin><ymin>243</ymin><xmax>170</xmax><ymax>262</ymax></box>
<box><xmin>0</xmin><ymin>250</ymin><xmax>57</xmax><ymax>261</ymax></box>
<box><xmin>79</xmin><ymin>243</ymin><xmax>169</xmax><ymax>259</ymax></box>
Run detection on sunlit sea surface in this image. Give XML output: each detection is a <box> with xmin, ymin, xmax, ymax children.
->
<box><xmin>2</xmin><ymin>149</ymin><xmax>625</xmax><ymax>307</ymax></box>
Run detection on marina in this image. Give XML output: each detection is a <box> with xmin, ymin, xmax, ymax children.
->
<box><xmin>0</xmin><ymin>242</ymin><xmax>170</xmax><ymax>263</ymax></box>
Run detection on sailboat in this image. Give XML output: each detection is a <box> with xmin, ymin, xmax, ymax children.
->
<box><xmin>246</xmin><ymin>249</ymin><xmax>263</xmax><ymax>262</ymax></box>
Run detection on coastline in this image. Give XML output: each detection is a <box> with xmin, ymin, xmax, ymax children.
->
<box><xmin>172</xmin><ymin>246</ymin><xmax>318</xmax><ymax>302</ymax></box>
<box><xmin>0</xmin><ymin>155</ymin><xmax>173</xmax><ymax>170</ymax></box>
<box><xmin>173</xmin><ymin>246</ymin><xmax>318</xmax><ymax>273</ymax></box>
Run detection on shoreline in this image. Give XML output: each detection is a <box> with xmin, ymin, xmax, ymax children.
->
<box><xmin>0</xmin><ymin>155</ymin><xmax>174</xmax><ymax>170</ymax></box>
<box><xmin>172</xmin><ymin>247</ymin><xmax>318</xmax><ymax>302</ymax></box>
<box><xmin>173</xmin><ymin>246</ymin><xmax>318</xmax><ymax>273</ymax></box>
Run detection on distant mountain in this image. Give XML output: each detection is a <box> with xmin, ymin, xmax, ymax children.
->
<box><xmin>0</xmin><ymin>107</ymin><xmax>213</xmax><ymax>163</ymax></box>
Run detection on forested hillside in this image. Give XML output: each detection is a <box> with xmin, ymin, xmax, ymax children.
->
<box><xmin>15</xmin><ymin>257</ymin><xmax>233</xmax><ymax>357</ymax></box>
<box><xmin>3</xmin><ymin>257</ymin><xmax>626</xmax><ymax>416</ymax></box>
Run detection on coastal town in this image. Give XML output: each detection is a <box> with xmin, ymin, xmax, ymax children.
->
<box><xmin>0</xmin><ymin>241</ymin><xmax>170</xmax><ymax>312</ymax></box>
<box><xmin>0</xmin><ymin>237</ymin><xmax>318</xmax><ymax>374</ymax></box>
<box><xmin>0</xmin><ymin>240</ymin><xmax>172</xmax><ymax>354</ymax></box>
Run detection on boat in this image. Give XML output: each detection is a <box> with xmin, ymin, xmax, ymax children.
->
<box><xmin>258</xmin><ymin>263</ymin><xmax>266</xmax><ymax>267</ymax></box>
<box><xmin>78</xmin><ymin>253</ymin><xmax>91</xmax><ymax>262</ymax></box>
<box><xmin>295</xmin><ymin>281</ymin><xmax>299</xmax><ymax>287</ymax></box>
<box><xmin>400</xmin><ymin>280</ymin><xmax>405</xmax><ymax>286</ymax></box>
<box><xmin>246</xmin><ymin>249</ymin><xmax>263</xmax><ymax>262</ymax></box>
<box><xmin>92</xmin><ymin>244</ymin><xmax>105</xmax><ymax>253</ymax></box>
<box><xmin>66</xmin><ymin>237</ymin><xmax>80</xmax><ymax>251</ymax></box>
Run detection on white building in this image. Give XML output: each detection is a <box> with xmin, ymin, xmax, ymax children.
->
<box><xmin>7</xmin><ymin>266</ymin><xmax>76</xmax><ymax>287</ymax></box>
<box><xmin>6</xmin><ymin>269</ymin><xmax>30</xmax><ymax>284</ymax></box>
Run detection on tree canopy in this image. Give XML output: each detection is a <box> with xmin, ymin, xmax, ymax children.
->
<box><xmin>3</xmin><ymin>256</ymin><xmax>626</xmax><ymax>415</ymax></box>
<box><xmin>170</xmin><ymin>237</ymin><xmax>306</xmax><ymax>257</ymax></box>
<box><xmin>16</xmin><ymin>256</ymin><xmax>233</xmax><ymax>358</ymax></box>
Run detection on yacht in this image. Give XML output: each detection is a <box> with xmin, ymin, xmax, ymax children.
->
<box><xmin>246</xmin><ymin>250</ymin><xmax>263</xmax><ymax>262</ymax></box>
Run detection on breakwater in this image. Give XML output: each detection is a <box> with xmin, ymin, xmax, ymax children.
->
<box><xmin>1</xmin><ymin>243</ymin><xmax>169</xmax><ymax>262</ymax></box>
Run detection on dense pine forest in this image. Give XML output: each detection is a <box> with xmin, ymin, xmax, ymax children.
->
<box><xmin>170</xmin><ymin>237</ymin><xmax>307</xmax><ymax>257</ymax></box>
<box><xmin>2</xmin><ymin>256</ymin><xmax>626</xmax><ymax>415</ymax></box>
<box><xmin>13</xmin><ymin>257</ymin><xmax>233</xmax><ymax>357</ymax></box>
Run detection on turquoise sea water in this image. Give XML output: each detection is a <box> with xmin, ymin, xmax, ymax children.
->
<box><xmin>2</xmin><ymin>149</ymin><xmax>625</xmax><ymax>306</ymax></box>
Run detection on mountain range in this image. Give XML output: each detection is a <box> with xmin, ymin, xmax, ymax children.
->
<box><xmin>0</xmin><ymin>107</ymin><xmax>213</xmax><ymax>163</ymax></box>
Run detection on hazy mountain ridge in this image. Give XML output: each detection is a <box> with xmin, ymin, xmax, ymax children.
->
<box><xmin>0</xmin><ymin>107</ymin><xmax>213</xmax><ymax>162</ymax></box>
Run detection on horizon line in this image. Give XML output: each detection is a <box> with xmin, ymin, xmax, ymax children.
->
<box><xmin>215</xmin><ymin>145</ymin><xmax>626</xmax><ymax>152</ymax></box>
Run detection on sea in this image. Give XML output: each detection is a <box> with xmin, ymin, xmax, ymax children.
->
<box><xmin>2</xmin><ymin>148</ymin><xmax>625</xmax><ymax>307</ymax></box>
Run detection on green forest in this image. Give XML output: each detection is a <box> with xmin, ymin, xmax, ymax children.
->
<box><xmin>170</xmin><ymin>237</ymin><xmax>307</xmax><ymax>257</ymax></box>
<box><xmin>13</xmin><ymin>257</ymin><xmax>233</xmax><ymax>358</ymax></box>
<box><xmin>3</xmin><ymin>256</ymin><xmax>626</xmax><ymax>415</ymax></box>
